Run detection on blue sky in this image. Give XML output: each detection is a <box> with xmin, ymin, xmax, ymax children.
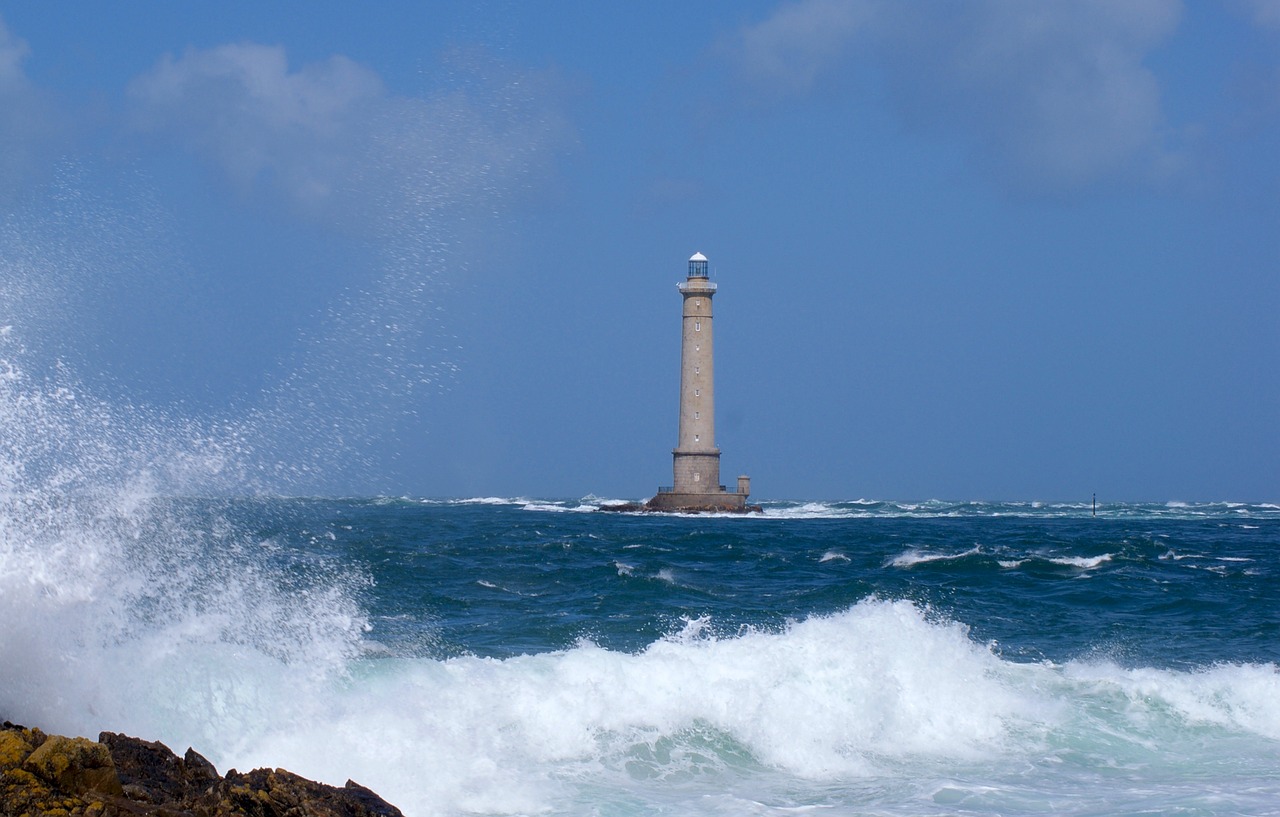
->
<box><xmin>1</xmin><ymin>1</ymin><xmax>1276</xmax><ymax>501</ymax></box>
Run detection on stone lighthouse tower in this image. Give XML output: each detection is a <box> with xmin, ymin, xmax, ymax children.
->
<box><xmin>646</xmin><ymin>252</ymin><xmax>752</xmax><ymax>513</ymax></box>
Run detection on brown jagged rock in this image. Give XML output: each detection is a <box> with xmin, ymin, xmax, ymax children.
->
<box><xmin>221</xmin><ymin>768</ymin><xmax>402</xmax><ymax>817</ymax></box>
<box><xmin>24</xmin><ymin>734</ymin><xmax>124</xmax><ymax>798</ymax></box>
<box><xmin>2</xmin><ymin>722</ymin><xmax>403</xmax><ymax>817</ymax></box>
<box><xmin>1</xmin><ymin>722</ymin><xmax>99</xmax><ymax>817</ymax></box>
<box><xmin>0</xmin><ymin>726</ymin><xmax>42</xmax><ymax>769</ymax></box>
<box><xmin>97</xmin><ymin>732</ymin><xmax>210</xmax><ymax>805</ymax></box>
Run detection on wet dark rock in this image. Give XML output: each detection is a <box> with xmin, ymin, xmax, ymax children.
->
<box><xmin>598</xmin><ymin>501</ymin><xmax>764</xmax><ymax>514</ymax></box>
<box><xmin>596</xmin><ymin>502</ymin><xmax>647</xmax><ymax>513</ymax></box>
<box><xmin>97</xmin><ymin>733</ymin><xmax>208</xmax><ymax>805</ymax></box>
<box><xmin>1</xmin><ymin>721</ymin><xmax>403</xmax><ymax>817</ymax></box>
<box><xmin>221</xmin><ymin>768</ymin><xmax>403</xmax><ymax>817</ymax></box>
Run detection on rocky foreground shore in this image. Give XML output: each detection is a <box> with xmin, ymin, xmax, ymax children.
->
<box><xmin>1</xmin><ymin>721</ymin><xmax>402</xmax><ymax>817</ymax></box>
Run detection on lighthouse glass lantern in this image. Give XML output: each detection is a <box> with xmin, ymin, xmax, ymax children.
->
<box><xmin>688</xmin><ymin>252</ymin><xmax>708</xmax><ymax>278</ymax></box>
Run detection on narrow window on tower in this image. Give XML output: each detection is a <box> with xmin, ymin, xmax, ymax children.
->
<box><xmin>695</xmin><ymin>411</ymin><xmax>700</xmax><ymax>420</ymax></box>
<box><xmin>695</xmin><ymin>388</ymin><xmax>700</xmax><ymax>396</ymax></box>
<box><xmin>695</xmin><ymin>320</ymin><xmax>701</xmax><ymax>332</ymax></box>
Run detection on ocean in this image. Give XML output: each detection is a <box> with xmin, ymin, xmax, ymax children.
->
<box><xmin>3</xmin><ymin>484</ymin><xmax>1278</xmax><ymax>816</ymax></box>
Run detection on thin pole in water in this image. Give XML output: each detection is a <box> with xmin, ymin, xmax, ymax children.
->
<box><xmin>1092</xmin><ymin>492</ymin><xmax>1096</xmax><ymax>517</ymax></box>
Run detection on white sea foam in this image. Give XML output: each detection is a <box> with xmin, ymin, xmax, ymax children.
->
<box><xmin>524</xmin><ymin>498</ymin><xmax>635</xmax><ymax>514</ymax></box>
<box><xmin>1062</xmin><ymin>660</ymin><xmax>1280</xmax><ymax>741</ymax></box>
<box><xmin>522</xmin><ymin>501</ymin><xmax>575</xmax><ymax>512</ymax></box>
<box><xmin>230</xmin><ymin>600</ymin><xmax>1041</xmax><ymax>814</ymax></box>
<box><xmin>819</xmin><ymin>551</ymin><xmax>850</xmax><ymax>563</ymax></box>
<box><xmin>755</xmin><ymin>499</ymin><xmax>1280</xmax><ymax>521</ymax></box>
<box><xmin>1045</xmin><ymin>554</ymin><xmax>1114</xmax><ymax>569</ymax></box>
<box><xmin>764</xmin><ymin>502</ymin><xmax>846</xmax><ymax>519</ymax></box>
<box><xmin>182</xmin><ymin>604</ymin><xmax>1280</xmax><ymax>817</ymax></box>
<box><xmin>453</xmin><ymin>496</ymin><xmax>527</xmax><ymax>506</ymax></box>
<box><xmin>888</xmin><ymin>545</ymin><xmax>981</xmax><ymax>568</ymax></box>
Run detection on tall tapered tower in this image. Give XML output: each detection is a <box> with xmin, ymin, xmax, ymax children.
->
<box><xmin>647</xmin><ymin>252</ymin><xmax>752</xmax><ymax>513</ymax></box>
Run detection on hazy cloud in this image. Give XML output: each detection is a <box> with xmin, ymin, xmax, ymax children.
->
<box><xmin>1236</xmin><ymin>0</ymin><xmax>1280</xmax><ymax>30</ymax></box>
<box><xmin>728</xmin><ymin>0</ymin><xmax>877</xmax><ymax>96</ymax></box>
<box><xmin>0</xmin><ymin>16</ymin><xmax>29</xmax><ymax>84</ymax></box>
<box><xmin>728</xmin><ymin>0</ymin><xmax>1186</xmax><ymax>194</ymax></box>
<box><xmin>0</xmin><ymin>16</ymin><xmax>55</xmax><ymax>198</ymax></box>
<box><xmin>1233</xmin><ymin>0</ymin><xmax>1280</xmax><ymax>102</ymax></box>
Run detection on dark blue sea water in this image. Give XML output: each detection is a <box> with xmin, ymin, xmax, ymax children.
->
<box><xmin>4</xmin><ymin>489</ymin><xmax>1278</xmax><ymax>816</ymax></box>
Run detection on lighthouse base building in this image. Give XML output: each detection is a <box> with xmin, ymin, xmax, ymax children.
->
<box><xmin>645</xmin><ymin>477</ymin><xmax>753</xmax><ymax>513</ymax></box>
<box><xmin>643</xmin><ymin>252</ymin><xmax>757</xmax><ymax>514</ymax></box>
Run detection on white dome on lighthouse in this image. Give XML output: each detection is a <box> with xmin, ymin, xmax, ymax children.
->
<box><xmin>689</xmin><ymin>251</ymin><xmax>708</xmax><ymax>262</ymax></box>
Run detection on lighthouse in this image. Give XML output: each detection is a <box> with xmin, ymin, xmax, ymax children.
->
<box><xmin>646</xmin><ymin>252</ymin><xmax>753</xmax><ymax>513</ymax></box>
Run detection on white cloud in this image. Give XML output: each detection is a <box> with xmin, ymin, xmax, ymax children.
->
<box><xmin>128</xmin><ymin>43</ymin><xmax>386</xmax><ymax>212</ymax></box>
<box><xmin>127</xmin><ymin>43</ymin><xmax>571</xmax><ymax>226</ymax></box>
<box><xmin>728</xmin><ymin>0</ymin><xmax>1186</xmax><ymax>193</ymax></box>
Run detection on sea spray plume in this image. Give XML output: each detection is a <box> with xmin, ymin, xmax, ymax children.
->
<box><xmin>257</xmin><ymin>51</ymin><xmax>571</xmax><ymax>492</ymax></box>
<box><xmin>5</xmin><ymin>32</ymin><xmax>574</xmax><ymax>496</ymax></box>
<box><xmin>0</xmin><ymin>44</ymin><xmax>574</xmax><ymax>761</ymax></box>
<box><xmin>126</xmin><ymin>44</ymin><xmax>573</xmax><ymax>492</ymax></box>
<box><xmin>0</xmin><ymin>337</ymin><xmax>369</xmax><ymax>764</ymax></box>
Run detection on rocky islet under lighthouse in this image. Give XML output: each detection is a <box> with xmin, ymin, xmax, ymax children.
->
<box><xmin>643</xmin><ymin>252</ymin><xmax>756</xmax><ymax>513</ymax></box>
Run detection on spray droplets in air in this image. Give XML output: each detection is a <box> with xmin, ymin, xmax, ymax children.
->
<box><xmin>185</xmin><ymin>46</ymin><xmax>575</xmax><ymax>492</ymax></box>
<box><xmin>0</xmin><ymin>328</ymin><xmax>369</xmax><ymax>751</ymax></box>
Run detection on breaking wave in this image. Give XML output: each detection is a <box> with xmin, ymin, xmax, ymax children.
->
<box><xmin>0</xmin><ymin>338</ymin><xmax>369</xmax><ymax>761</ymax></box>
